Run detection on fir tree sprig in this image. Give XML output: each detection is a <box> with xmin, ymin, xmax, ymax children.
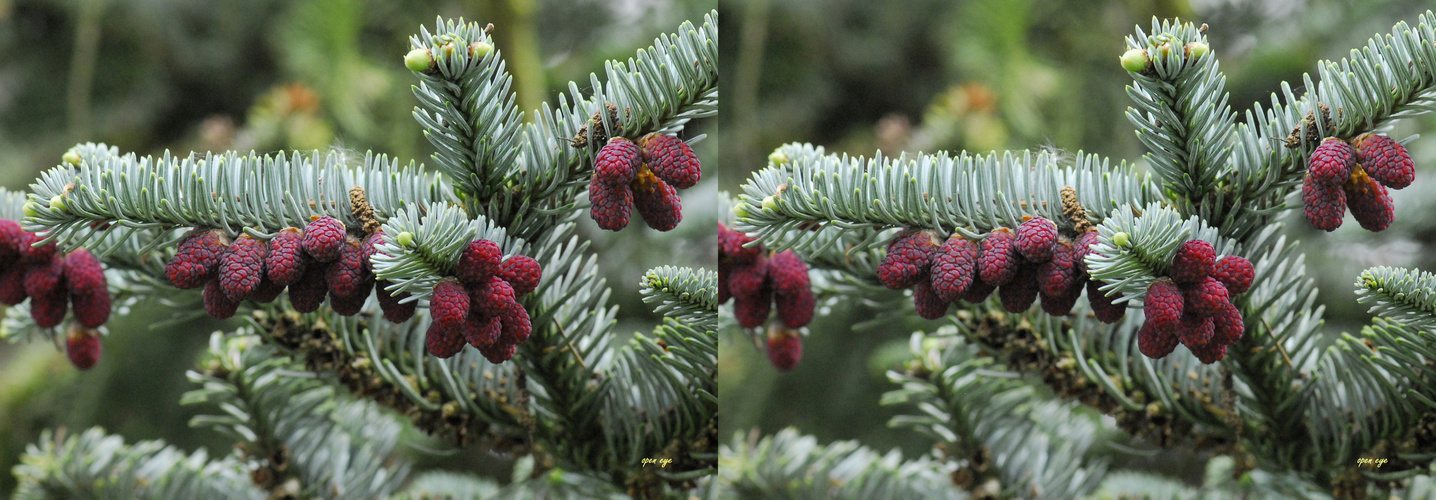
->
<box><xmin>884</xmin><ymin>331</ymin><xmax>1114</xmax><ymax>498</ymax></box>
<box><xmin>371</xmin><ymin>203</ymin><xmax>525</xmax><ymax>300</ymax></box>
<box><xmin>0</xmin><ymin>186</ymin><xmax>28</xmax><ymax>221</ymax></box>
<box><xmin>11</xmin><ymin>428</ymin><xmax>264</xmax><ymax>500</ymax></box>
<box><xmin>247</xmin><ymin>306</ymin><xmax>527</xmax><ymax>434</ymax></box>
<box><xmin>408</xmin><ymin>17</ymin><xmax>519</xmax><ymax>202</ymax></box>
<box><xmin>25</xmin><ymin>144</ymin><xmax>448</xmax><ymax>253</ymax></box>
<box><xmin>1355</xmin><ymin>266</ymin><xmax>1436</xmax><ymax>333</ymax></box>
<box><xmin>1083</xmin><ymin>202</ymin><xmax>1237</xmax><ymax>301</ymax></box>
<box><xmin>1223</xmin><ymin>11</ymin><xmax>1436</xmax><ymax>239</ymax></box>
<box><xmin>409</xmin><ymin>12</ymin><xmax>718</xmax><ymax>241</ymax></box>
<box><xmin>1306</xmin><ymin>317</ymin><xmax>1436</xmax><ymax>476</ymax></box>
<box><xmin>640</xmin><ymin>265</ymin><xmax>718</xmax><ymax>331</ymax></box>
<box><xmin>735</xmin><ymin>142</ymin><xmax>1159</xmax><ymax>256</ymax></box>
<box><xmin>1123</xmin><ymin>18</ymin><xmax>1236</xmax><ymax>206</ymax></box>
<box><xmin>716</xmin><ymin>428</ymin><xmax>965</xmax><ymax>499</ymax></box>
<box><xmin>181</xmin><ymin>333</ymin><xmax>412</xmax><ymax>499</ymax></box>
<box><xmin>391</xmin><ymin>471</ymin><xmax>502</xmax><ymax>499</ymax></box>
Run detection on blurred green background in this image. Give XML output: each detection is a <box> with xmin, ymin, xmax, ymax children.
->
<box><xmin>0</xmin><ymin>0</ymin><xmax>716</xmax><ymax>494</ymax></box>
<box><xmin>718</xmin><ymin>0</ymin><xmax>1436</xmax><ymax>486</ymax></box>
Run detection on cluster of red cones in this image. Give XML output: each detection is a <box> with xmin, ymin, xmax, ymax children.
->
<box><xmin>422</xmin><ymin>239</ymin><xmax>542</xmax><ymax>364</ymax></box>
<box><xmin>0</xmin><ymin>219</ymin><xmax>111</xmax><ymax>370</ymax></box>
<box><xmin>719</xmin><ymin>223</ymin><xmax>814</xmax><ymax>371</ymax></box>
<box><xmin>165</xmin><ymin>216</ymin><xmax>414</xmax><ymax>322</ymax></box>
<box><xmin>1138</xmin><ymin>240</ymin><xmax>1253</xmax><ymax>364</ymax></box>
<box><xmin>1302</xmin><ymin>135</ymin><xmax>1414</xmax><ymax>232</ymax></box>
<box><xmin>877</xmin><ymin>217</ymin><xmax>1126</xmax><ymax>323</ymax></box>
<box><xmin>589</xmin><ymin>134</ymin><xmax>700</xmax><ymax>232</ymax></box>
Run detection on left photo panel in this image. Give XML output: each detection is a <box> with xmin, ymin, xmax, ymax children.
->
<box><xmin>0</xmin><ymin>1</ymin><xmax>718</xmax><ymax>498</ymax></box>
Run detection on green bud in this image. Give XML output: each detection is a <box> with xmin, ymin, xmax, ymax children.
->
<box><xmin>733</xmin><ymin>202</ymin><xmax>751</xmax><ymax>219</ymax></box>
<box><xmin>49</xmin><ymin>195</ymin><xmax>66</xmax><ymax>211</ymax></box>
<box><xmin>23</xmin><ymin>202</ymin><xmax>39</xmax><ymax>218</ymax></box>
<box><xmin>1112</xmin><ymin>232</ymin><xmax>1131</xmax><ymax>248</ymax></box>
<box><xmin>468</xmin><ymin>41</ymin><xmax>493</xmax><ymax>59</ymax></box>
<box><xmin>62</xmin><ymin>151</ymin><xmax>82</xmax><ymax>166</ymax></box>
<box><xmin>1157</xmin><ymin>42</ymin><xmax>1172</xmax><ymax>59</ymax></box>
<box><xmin>761</xmin><ymin>196</ymin><xmax>778</xmax><ymax>212</ymax></box>
<box><xmin>1186</xmin><ymin>41</ymin><xmax>1209</xmax><ymax>59</ymax></box>
<box><xmin>396</xmin><ymin>231</ymin><xmax>415</xmax><ymax>247</ymax></box>
<box><xmin>768</xmin><ymin>150</ymin><xmax>788</xmax><ymax>165</ymax></box>
<box><xmin>404</xmin><ymin>48</ymin><xmax>433</xmax><ymax>72</ymax></box>
<box><xmin>1120</xmin><ymin>48</ymin><xmax>1149</xmax><ymax>73</ymax></box>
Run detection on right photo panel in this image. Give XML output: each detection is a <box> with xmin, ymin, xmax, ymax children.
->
<box><xmin>716</xmin><ymin>1</ymin><xmax>1436</xmax><ymax>498</ymax></box>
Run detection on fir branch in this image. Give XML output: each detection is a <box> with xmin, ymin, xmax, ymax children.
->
<box><xmin>371</xmin><ymin>203</ymin><xmax>528</xmax><ymax>300</ymax></box>
<box><xmin>25</xmin><ymin>143</ymin><xmax>449</xmax><ymax>254</ymax></box>
<box><xmin>11</xmin><ymin>428</ymin><xmax>263</xmax><ymax>500</ymax></box>
<box><xmin>1091</xmin><ymin>470</ymin><xmax>1201</xmax><ymax>499</ymax></box>
<box><xmin>248</xmin><ymin>307</ymin><xmax>528</xmax><ymax>445</ymax></box>
<box><xmin>735</xmin><ymin>142</ymin><xmax>1160</xmax><ymax>256</ymax></box>
<box><xmin>410</xmin><ymin>12</ymin><xmax>718</xmax><ymax>241</ymax></box>
<box><xmin>639</xmin><ymin>266</ymin><xmax>718</xmax><ymax>331</ymax></box>
<box><xmin>0</xmin><ymin>186</ymin><xmax>27</xmax><ymax>221</ymax></box>
<box><xmin>392</xmin><ymin>471</ymin><xmax>502</xmax><ymax>499</ymax></box>
<box><xmin>182</xmin><ymin>332</ymin><xmax>411</xmax><ymax>499</ymax></box>
<box><xmin>408</xmin><ymin>17</ymin><xmax>521</xmax><ymax>202</ymax></box>
<box><xmin>884</xmin><ymin>331</ymin><xmax>1113</xmax><ymax>498</ymax></box>
<box><xmin>1222</xmin><ymin>11</ymin><xmax>1436</xmax><ymax>239</ymax></box>
<box><xmin>599</xmin><ymin>320</ymin><xmax>718</xmax><ymax>491</ymax></box>
<box><xmin>1083</xmin><ymin>202</ymin><xmax>1240</xmax><ymax>302</ymax></box>
<box><xmin>1306</xmin><ymin>318</ymin><xmax>1436</xmax><ymax>480</ymax></box>
<box><xmin>492</xmin><ymin>470</ymin><xmax>631</xmax><ymax>499</ymax></box>
<box><xmin>1123</xmin><ymin>19</ymin><xmax>1236</xmax><ymax>206</ymax></box>
<box><xmin>716</xmin><ymin>428</ymin><xmax>965</xmax><ymax>499</ymax></box>
<box><xmin>1355</xmin><ymin>266</ymin><xmax>1436</xmax><ymax>333</ymax></box>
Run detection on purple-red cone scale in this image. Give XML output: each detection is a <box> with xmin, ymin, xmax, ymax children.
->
<box><xmin>1211</xmin><ymin>256</ymin><xmax>1254</xmax><ymax>295</ymax></box>
<box><xmin>499</xmin><ymin>255</ymin><xmax>542</xmax><ymax>296</ymax></box>
<box><xmin>878</xmin><ymin>230</ymin><xmax>938</xmax><ymax>289</ymax></box>
<box><xmin>1308</xmin><ymin>137</ymin><xmax>1357</xmax><ymax>185</ymax></box>
<box><xmin>1344</xmin><ymin>168</ymin><xmax>1395</xmax><ymax>232</ymax></box>
<box><xmin>1169</xmin><ymin>240</ymin><xmax>1215</xmax><ymax>286</ymax></box>
<box><xmin>978</xmin><ymin>228</ymin><xmax>1019</xmax><ymax>286</ymax></box>
<box><xmin>638</xmin><ymin>133</ymin><xmax>701</xmax><ymax>189</ymax></box>
<box><xmin>1302</xmin><ymin>174</ymin><xmax>1346</xmax><ymax>232</ymax></box>
<box><xmin>302</xmin><ymin>216</ymin><xmax>346</xmax><ymax>263</ymax></box>
<box><xmin>766</xmin><ymin>329</ymin><xmax>803</xmax><ymax>372</ymax></box>
<box><xmin>266</xmin><ymin>227</ymin><xmax>308</xmax><ymax>286</ymax></box>
<box><xmin>219</xmin><ymin>235</ymin><xmax>267</xmax><ymax>301</ymax></box>
<box><xmin>594</xmin><ymin>137</ymin><xmax>642</xmax><ymax>186</ymax></box>
<box><xmin>589</xmin><ymin>177</ymin><xmax>633</xmax><ymax>231</ymax></box>
<box><xmin>632</xmin><ymin>169</ymin><xmax>683</xmax><ymax>231</ymax></box>
<box><xmin>1143</xmin><ymin>280</ymin><xmax>1184</xmax><ymax>333</ymax></box>
<box><xmin>1015</xmin><ymin>217</ymin><xmax>1059</xmax><ymax>263</ymax></box>
<box><xmin>930</xmin><ymin>235</ymin><xmax>977</xmax><ymax>302</ymax></box>
<box><xmin>1352</xmin><ymin>134</ymin><xmax>1414</xmax><ymax>189</ymax></box>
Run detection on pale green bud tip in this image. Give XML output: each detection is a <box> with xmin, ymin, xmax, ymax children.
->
<box><xmin>404</xmin><ymin>49</ymin><xmax>433</xmax><ymax>72</ymax></box>
<box><xmin>23</xmin><ymin>202</ymin><xmax>39</xmax><ymax>218</ymax></box>
<box><xmin>49</xmin><ymin>196</ymin><xmax>66</xmax><ymax>211</ymax></box>
<box><xmin>733</xmin><ymin>202</ymin><xmax>751</xmax><ymax>218</ymax></box>
<box><xmin>768</xmin><ymin>150</ymin><xmax>788</xmax><ymax>165</ymax></box>
<box><xmin>396</xmin><ymin>231</ymin><xmax>415</xmax><ymax>247</ymax></box>
<box><xmin>468</xmin><ymin>41</ymin><xmax>493</xmax><ymax>59</ymax></box>
<box><xmin>1112</xmin><ymin>232</ymin><xmax>1131</xmax><ymax>247</ymax></box>
<box><xmin>1186</xmin><ymin>41</ymin><xmax>1209</xmax><ymax>59</ymax></box>
<box><xmin>761</xmin><ymin>196</ymin><xmax>778</xmax><ymax>211</ymax></box>
<box><xmin>1120</xmin><ymin>48</ymin><xmax>1149</xmax><ymax>73</ymax></box>
<box><xmin>62</xmin><ymin>151</ymin><xmax>82</xmax><ymax>166</ymax></box>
